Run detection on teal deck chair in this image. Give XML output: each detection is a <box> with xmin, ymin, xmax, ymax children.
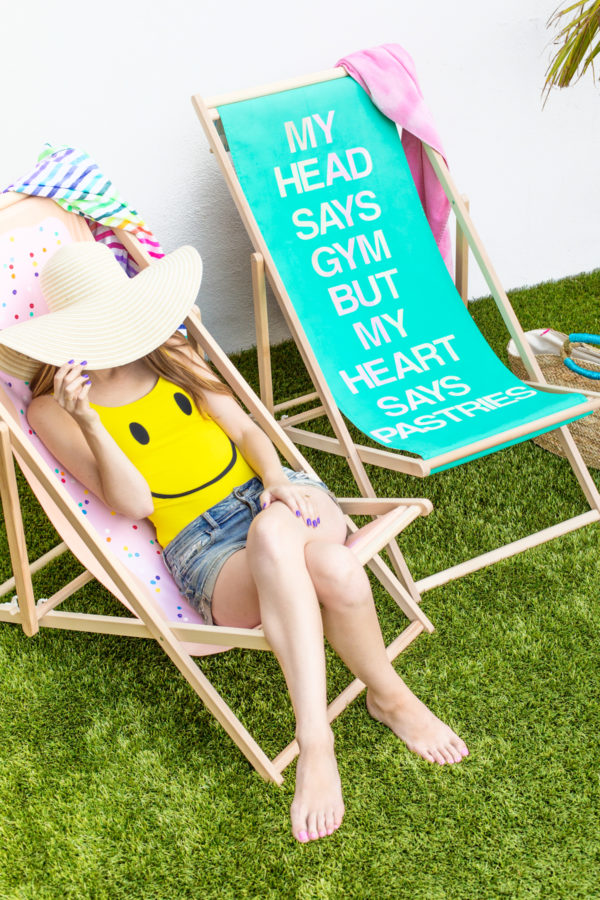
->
<box><xmin>193</xmin><ymin>68</ymin><xmax>600</xmax><ymax>600</ymax></box>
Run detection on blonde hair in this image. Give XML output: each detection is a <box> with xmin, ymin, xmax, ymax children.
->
<box><xmin>29</xmin><ymin>330</ymin><xmax>232</xmax><ymax>412</ymax></box>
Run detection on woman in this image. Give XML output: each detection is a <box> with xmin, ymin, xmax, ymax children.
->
<box><xmin>0</xmin><ymin>241</ymin><xmax>468</xmax><ymax>843</ymax></box>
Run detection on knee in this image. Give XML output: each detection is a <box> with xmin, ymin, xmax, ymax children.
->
<box><xmin>306</xmin><ymin>545</ymin><xmax>371</xmax><ymax>612</ymax></box>
<box><xmin>246</xmin><ymin>506</ymin><xmax>298</xmax><ymax>569</ymax></box>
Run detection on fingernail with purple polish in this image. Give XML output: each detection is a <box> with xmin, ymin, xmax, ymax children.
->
<box><xmin>295</xmin><ymin>510</ymin><xmax>301</xmax><ymax>517</ymax></box>
<box><xmin>307</xmin><ymin>519</ymin><xmax>312</xmax><ymax>527</ymax></box>
<box><xmin>80</xmin><ymin>360</ymin><xmax>88</xmax><ymax>366</ymax></box>
<box><xmin>68</xmin><ymin>359</ymin><xmax>75</xmax><ymax>365</ymax></box>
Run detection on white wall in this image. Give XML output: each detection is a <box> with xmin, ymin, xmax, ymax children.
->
<box><xmin>2</xmin><ymin>0</ymin><xmax>599</xmax><ymax>352</ymax></box>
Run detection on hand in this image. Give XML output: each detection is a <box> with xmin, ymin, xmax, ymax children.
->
<box><xmin>260</xmin><ymin>481</ymin><xmax>321</xmax><ymax>528</ymax></box>
<box><xmin>53</xmin><ymin>362</ymin><xmax>98</xmax><ymax>429</ymax></box>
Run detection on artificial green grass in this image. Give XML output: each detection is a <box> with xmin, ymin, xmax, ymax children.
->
<box><xmin>1</xmin><ymin>270</ymin><xmax>600</xmax><ymax>899</ymax></box>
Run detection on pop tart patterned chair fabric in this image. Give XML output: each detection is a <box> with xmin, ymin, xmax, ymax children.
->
<box><xmin>0</xmin><ymin>190</ymin><xmax>434</xmax><ymax>784</ymax></box>
<box><xmin>0</xmin><ymin>197</ymin><xmax>207</xmax><ymax>642</ymax></box>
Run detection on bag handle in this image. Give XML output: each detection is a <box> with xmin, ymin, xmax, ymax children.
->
<box><xmin>561</xmin><ymin>333</ymin><xmax>600</xmax><ymax>380</ymax></box>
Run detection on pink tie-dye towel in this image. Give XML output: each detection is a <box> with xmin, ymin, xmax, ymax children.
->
<box><xmin>338</xmin><ymin>44</ymin><xmax>453</xmax><ymax>275</ymax></box>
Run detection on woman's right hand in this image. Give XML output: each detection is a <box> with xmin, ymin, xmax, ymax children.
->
<box><xmin>53</xmin><ymin>362</ymin><xmax>98</xmax><ymax>428</ymax></box>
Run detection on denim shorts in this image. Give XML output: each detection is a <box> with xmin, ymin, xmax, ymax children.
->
<box><xmin>162</xmin><ymin>468</ymin><xmax>335</xmax><ymax>625</ymax></box>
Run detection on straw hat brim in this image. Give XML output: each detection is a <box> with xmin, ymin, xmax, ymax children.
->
<box><xmin>0</xmin><ymin>244</ymin><xmax>203</xmax><ymax>381</ymax></box>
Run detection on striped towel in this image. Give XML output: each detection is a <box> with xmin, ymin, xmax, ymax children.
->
<box><xmin>4</xmin><ymin>144</ymin><xmax>163</xmax><ymax>276</ymax></box>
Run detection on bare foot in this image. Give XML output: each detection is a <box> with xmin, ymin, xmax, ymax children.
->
<box><xmin>291</xmin><ymin>735</ymin><xmax>345</xmax><ymax>843</ymax></box>
<box><xmin>366</xmin><ymin>686</ymin><xmax>469</xmax><ymax>765</ymax></box>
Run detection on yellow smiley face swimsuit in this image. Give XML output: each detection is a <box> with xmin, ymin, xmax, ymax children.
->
<box><xmin>90</xmin><ymin>376</ymin><xmax>256</xmax><ymax>547</ymax></box>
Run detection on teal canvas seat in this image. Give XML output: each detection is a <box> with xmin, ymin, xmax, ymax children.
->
<box><xmin>193</xmin><ymin>68</ymin><xmax>600</xmax><ymax>595</ymax></box>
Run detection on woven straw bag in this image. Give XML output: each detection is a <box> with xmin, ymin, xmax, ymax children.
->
<box><xmin>507</xmin><ymin>329</ymin><xmax>600</xmax><ymax>469</ymax></box>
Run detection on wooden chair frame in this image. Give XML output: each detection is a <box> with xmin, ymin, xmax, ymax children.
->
<box><xmin>0</xmin><ymin>190</ymin><xmax>435</xmax><ymax>784</ymax></box>
<box><xmin>192</xmin><ymin>67</ymin><xmax>600</xmax><ymax>598</ymax></box>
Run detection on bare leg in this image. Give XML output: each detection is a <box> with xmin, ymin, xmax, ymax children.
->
<box><xmin>305</xmin><ymin>542</ymin><xmax>469</xmax><ymax>766</ymax></box>
<box><xmin>211</xmin><ymin>489</ymin><xmax>468</xmax><ymax>842</ymax></box>
<box><xmin>212</xmin><ymin>499</ymin><xmax>347</xmax><ymax>842</ymax></box>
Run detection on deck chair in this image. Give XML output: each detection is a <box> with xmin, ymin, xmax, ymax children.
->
<box><xmin>0</xmin><ymin>189</ymin><xmax>435</xmax><ymax>784</ymax></box>
<box><xmin>192</xmin><ymin>68</ymin><xmax>600</xmax><ymax>599</ymax></box>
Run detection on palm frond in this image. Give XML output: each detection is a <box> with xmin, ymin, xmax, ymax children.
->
<box><xmin>544</xmin><ymin>0</ymin><xmax>600</xmax><ymax>99</ymax></box>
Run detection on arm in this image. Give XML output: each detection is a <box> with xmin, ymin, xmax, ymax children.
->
<box><xmin>27</xmin><ymin>364</ymin><xmax>154</xmax><ymax>520</ymax></box>
<box><xmin>186</xmin><ymin>353</ymin><xmax>320</xmax><ymax>525</ymax></box>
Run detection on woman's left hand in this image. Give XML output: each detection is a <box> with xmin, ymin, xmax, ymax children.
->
<box><xmin>260</xmin><ymin>482</ymin><xmax>321</xmax><ymax>528</ymax></box>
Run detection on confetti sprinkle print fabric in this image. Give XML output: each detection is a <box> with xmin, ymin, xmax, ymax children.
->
<box><xmin>0</xmin><ymin>218</ymin><xmax>220</xmax><ymax>656</ymax></box>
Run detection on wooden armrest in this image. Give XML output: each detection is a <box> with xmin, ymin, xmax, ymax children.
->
<box><xmin>337</xmin><ymin>497</ymin><xmax>433</xmax><ymax>517</ymax></box>
<box><xmin>344</xmin><ymin>503</ymin><xmax>425</xmax><ymax>566</ymax></box>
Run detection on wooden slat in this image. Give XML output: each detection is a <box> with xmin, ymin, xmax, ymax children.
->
<box><xmin>116</xmin><ymin>230</ymin><xmax>154</xmax><ymax>267</ymax></box>
<box><xmin>416</xmin><ymin>510</ymin><xmax>600</xmax><ymax>593</ymax></box>
<box><xmin>283</xmin><ymin>426</ymin><xmax>430</xmax><ymax>476</ymax></box>
<box><xmin>337</xmin><ymin>497</ymin><xmax>433</xmax><ymax>516</ymax></box>
<box><xmin>0</xmin><ymin>541</ymin><xmax>67</xmax><ymax>598</ymax></box>
<box><xmin>526</xmin><ymin>380</ymin><xmax>600</xmax><ymax>399</ymax></box>
<box><xmin>203</xmin><ymin>67</ymin><xmax>346</xmax><ymax>113</ymax></box>
<box><xmin>279</xmin><ymin>405</ymin><xmax>325</xmax><ymax>427</ymax></box>
<box><xmin>455</xmin><ymin>195</ymin><xmax>470</xmax><ymax>304</ymax></box>
<box><xmin>273</xmin><ymin>392</ymin><xmax>320</xmax><ymax>413</ymax></box>
<box><xmin>0</xmin><ymin>424</ymin><xmax>38</xmax><ymax>636</ymax></box>
<box><xmin>0</xmin><ymin>192</ymin><xmax>27</xmax><ymax>211</ymax></box>
<box><xmin>36</xmin><ymin>571</ymin><xmax>94</xmax><ymax>618</ymax></box>
<box><xmin>365</xmin><ymin>551</ymin><xmax>434</xmax><ymax>631</ymax></box>
<box><xmin>251</xmin><ymin>253</ymin><xmax>274</xmax><ymax>414</ymax></box>
<box><xmin>30</xmin><ymin>608</ymin><xmax>272</xmax><ymax>650</ymax></box>
<box><xmin>350</xmin><ymin>505</ymin><xmax>422</xmax><ymax>567</ymax></box>
<box><xmin>424</xmin><ymin>398</ymin><xmax>600</xmax><ymax>473</ymax></box>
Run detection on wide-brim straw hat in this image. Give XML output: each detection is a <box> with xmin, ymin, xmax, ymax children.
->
<box><xmin>0</xmin><ymin>240</ymin><xmax>203</xmax><ymax>380</ymax></box>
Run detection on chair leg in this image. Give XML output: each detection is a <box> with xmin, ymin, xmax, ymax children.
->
<box><xmin>555</xmin><ymin>424</ymin><xmax>600</xmax><ymax>512</ymax></box>
<box><xmin>455</xmin><ymin>195</ymin><xmax>470</xmax><ymax>305</ymax></box>
<box><xmin>0</xmin><ymin>424</ymin><xmax>38</xmax><ymax>636</ymax></box>
<box><xmin>182</xmin><ymin>657</ymin><xmax>285</xmax><ymax>784</ymax></box>
<box><xmin>251</xmin><ymin>253</ymin><xmax>274</xmax><ymax>415</ymax></box>
<box><xmin>383</xmin><ymin>537</ymin><xmax>423</xmax><ymax>604</ymax></box>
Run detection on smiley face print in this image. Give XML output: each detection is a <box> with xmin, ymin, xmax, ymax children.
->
<box><xmin>89</xmin><ymin>377</ymin><xmax>256</xmax><ymax>547</ymax></box>
<box><xmin>126</xmin><ymin>390</ymin><xmax>238</xmax><ymax>499</ymax></box>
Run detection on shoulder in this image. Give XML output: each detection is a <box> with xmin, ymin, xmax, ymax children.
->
<box><xmin>27</xmin><ymin>392</ymin><xmax>82</xmax><ymax>446</ymax></box>
<box><xmin>27</xmin><ymin>391</ymin><xmax>87</xmax><ymax>458</ymax></box>
<box><xmin>28</xmin><ymin>392</ymin><xmax>60</xmax><ymax>428</ymax></box>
